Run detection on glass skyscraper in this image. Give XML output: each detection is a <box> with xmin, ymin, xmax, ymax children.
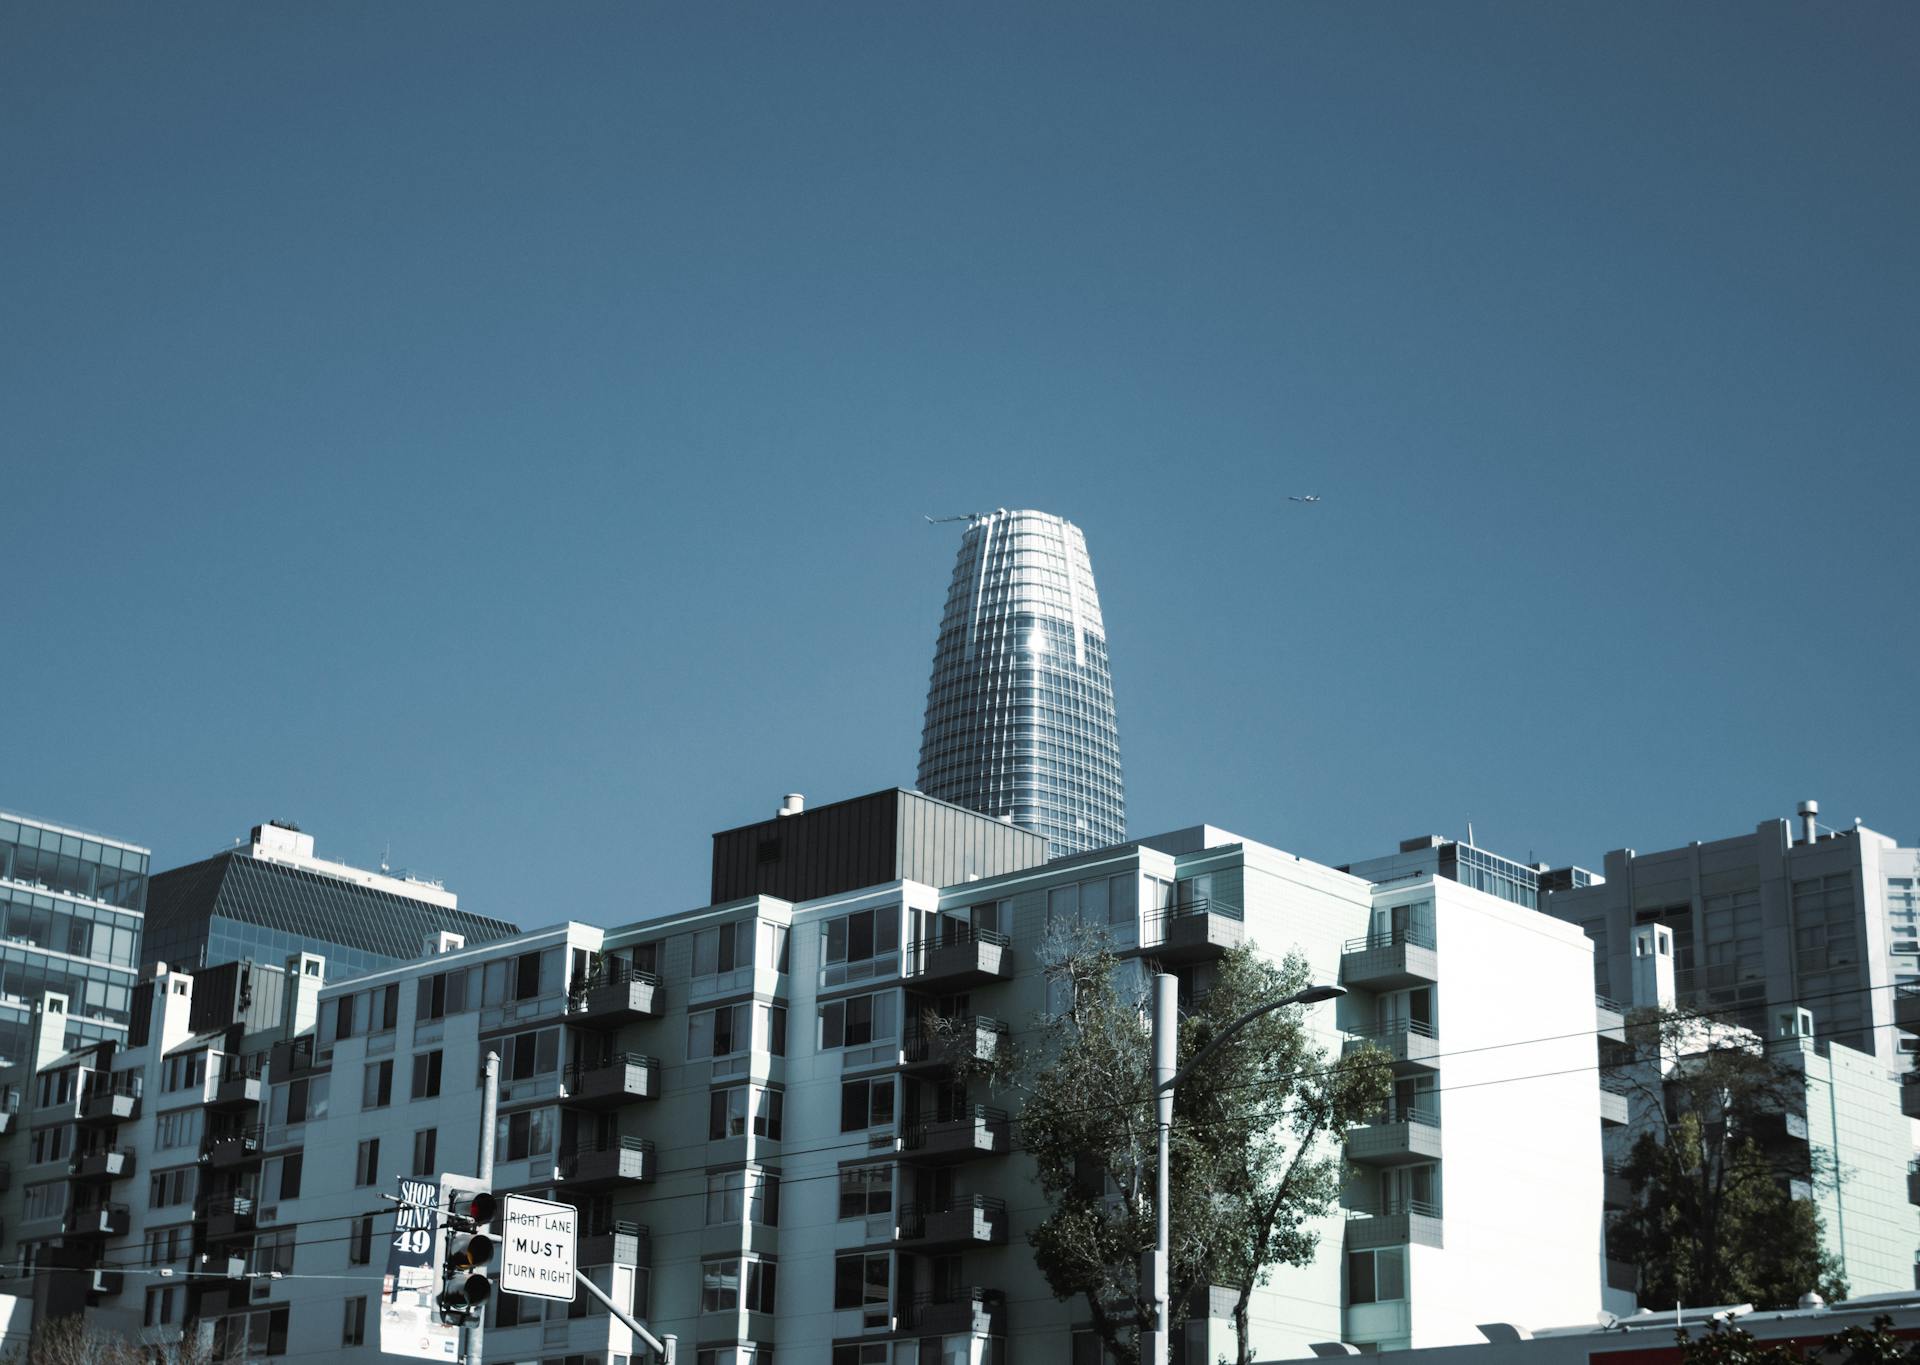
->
<box><xmin>918</xmin><ymin>508</ymin><xmax>1125</xmax><ymax>858</ymax></box>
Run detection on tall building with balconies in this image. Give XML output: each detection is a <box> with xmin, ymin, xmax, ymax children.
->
<box><xmin>0</xmin><ymin>790</ymin><xmax>1614</xmax><ymax>1362</ymax></box>
<box><xmin>918</xmin><ymin>509</ymin><xmax>1126</xmax><ymax>859</ymax></box>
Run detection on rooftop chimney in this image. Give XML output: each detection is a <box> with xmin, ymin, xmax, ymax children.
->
<box><xmin>777</xmin><ymin>794</ymin><xmax>805</xmax><ymax>818</ymax></box>
<box><xmin>1798</xmin><ymin>800</ymin><xmax>1819</xmax><ymax>845</ymax></box>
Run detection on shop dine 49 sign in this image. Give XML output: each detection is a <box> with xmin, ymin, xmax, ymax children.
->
<box><xmin>500</xmin><ymin>1194</ymin><xmax>576</xmax><ymax>1302</ymax></box>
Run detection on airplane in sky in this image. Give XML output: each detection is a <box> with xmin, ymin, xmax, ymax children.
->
<box><xmin>1288</xmin><ymin>495</ymin><xmax>1322</xmax><ymax>503</ymax></box>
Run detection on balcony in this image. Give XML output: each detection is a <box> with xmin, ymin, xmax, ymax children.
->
<box><xmin>569</xmin><ymin>964</ymin><xmax>663</xmax><ymax>1025</ymax></box>
<box><xmin>560</xmin><ymin>1136</ymin><xmax>654</xmax><ymax>1188</ymax></box>
<box><xmin>204</xmin><ymin>1196</ymin><xmax>258</xmax><ymax>1242</ymax></box>
<box><xmin>202</xmin><ymin>1126</ymin><xmax>265</xmax><ymax>1170</ymax></box>
<box><xmin>1340</xmin><ymin>929</ymin><xmax>1438</xmax><ymax>991</ymax></box>
<box><xmin>88</xmin><ymin>1268</ymin><xmax>124</xmax><ymax>1297</ymax></box>
<box><xmin>900</xmin><ymin>1107</ymin><xmax>1010</xmax><ymax>1163</ymax></box>
<box><xmin>1898</xmin><ymin>983</ymin><xmax>1920</xmax><ymax>1035</ymax></box>
<box><xmin>1596</xmin><ymin>996</ymin><xmax>1626</xmax><ymax>1044</ymax></box>
<box><xmin>1346</xmin><ymin>1107</ymin><xmax>1441</xmax><ymax>1166</ymax></box>
<box><xmin>1599</xmin><ymin>1084</ymin><xmax>1630</xmax><ymax>1127</ymax></box>
<box><xmin>902</xmin><ymin>1017</ymin><xmax>1007</xmax><ymax>1074</ymax></box>
<box><xmin>578</xmin><ymin>1221</ymin><xmax>650</xmax><ymax>1268</ymax></box>
<box><xmin>210</xmin><ymin>1075</ymin><xmax>263</xmax><ymax>1111</ymax></box>
<box><xmin>899</xmin><ymin>1287</ymin><xmax>1006</xmax><ymax>1337</ymax></box>
<box><xmin>269</xmin><ymin>1037</ymin><xmax>319</xmax><ymax>1077</ymax></box>
<box><xmin>896</xmin><ymin>1196</ymin><xmax>1008</xmax><ymax>1251</ymax></box>
<box><xmin>0</xmin><ymin>1161</ymin><xmax>9</xmax><ymax>1192</ymax></box>
<box><xmin>1146</xmin><ymin>900</ymin><xmax>1245</xmax><ymax>964</ymax></box>
<box><xmin>78</xmin><ymin>1089</ymin><xmax>140</xmax><ymax>1125</ymax></box>
<box><xmin>0</xmin><ymin>1092</ymin><xmax>17</xmax><ymax>1135</ymax></box>
<box><xmin>1344</xmin><ymin>1021</ymin><xmax>1438</xmax><ymax>1070</ymax></box>
<box><xmin>1345</xmin><ymin>1196</ymin><xmax>1443</xmax><ymax>1250</ymax></box>
<box><xmin>1904</xmin><ymin>1078</ymin><xmax>1920</xmax><ymax>1121</ymax></box>
<box><xmin>1604</xmin><ymin>1164</ymin><xmax>1633</xmax><ymax>1211</ymax></box>
<box><xmin>1606</xmin><ymin>1259</ymin><xmax>1638</xmax><ymax>1293</ymax></box>
<box><xmin>564</xmin><ymin>1055</ymin><xmax>659</xmax><ymax>1109</ymax></box>
<box><xmin>906</xmin><ymin>929</ymin><xmax>1013</xmax><ymax>989</ymax></box>
<box><xmin>64</xmin><ymin>1203</ymin><xmax>130</xmax><ymax>1239</ymax></box>
<box><xmin>68</xmin><ymin>1148</ymin><xmax>135</xmax><ymax>1183</ymax></box>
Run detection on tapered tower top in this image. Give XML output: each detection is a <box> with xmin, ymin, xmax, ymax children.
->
<box><xmin>917</xmin><ymin>509</ymin><xmax>1125</xmax><ymax>858</ymax></box>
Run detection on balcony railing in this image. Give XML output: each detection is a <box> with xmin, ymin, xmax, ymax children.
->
<box><xmin>899</xmin><ymin>1286</ymin><xmax>1006</xmax><ymax>1336</ymax></box>
<box><xmin>904</xmin><ymin>928</ymin><xmax>1014</xmax><ymax>986</ymax></box>
<box><xmin>900</xmin><ymin>1106</ymin><xmax>1010</xmax><ymax>1162</ymax></box>
<box><xmin>202</xmin><ymin>1125</ymin><xmax>266</xmax><ymax>1168</ymax></box>
<box><xmin>896</xmin><ymin>1195</ymin><xmax>1008</xmax><ymax>1248</ymax></box>
<box><xmin>569</xmin><ymin>962</ymin><xmax>663</xmax><ymax>1022</ymax></box>
<box><xmin>1342</xmin><ymin>927</ymin><xmax>1436</xmax><ymax>954</ymax></box>
<box><xmin>559</xmin><ymin>1135</ymin><xmax>654</xmax><ymax>1186</ymax></box>
<box><xmin>564</xmin><ymin>1054</ymin><xmax>659</xmax><ymax>1106</ymax></box>
<box><xmin>902</xmin><ymin>1016</ymin><xmax>1008</xmax><ymax>1071</ymax></box>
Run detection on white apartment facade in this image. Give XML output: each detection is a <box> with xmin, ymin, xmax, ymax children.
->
<box><xmin>0</xmin><ymin>803</ymin><xmax>1614</xmax><ymax>1363</ymax></box>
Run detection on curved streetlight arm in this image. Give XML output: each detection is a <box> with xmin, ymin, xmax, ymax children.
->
<box><xmin>1159</xmin><ymin>984</ymin><xmax>1346</xmax><ymax>1094</ymax></box>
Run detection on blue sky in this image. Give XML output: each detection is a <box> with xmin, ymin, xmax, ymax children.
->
<box><xmin>5</xmin><ymin>3</ymin><xmax>1915</xmax><ymax>927</ymax></box>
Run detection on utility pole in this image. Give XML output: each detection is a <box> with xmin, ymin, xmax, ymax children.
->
<box><xmin>463</xmin><ymin>1050</ymin><xmax>499</xmax><ymax>1365</ymax></box>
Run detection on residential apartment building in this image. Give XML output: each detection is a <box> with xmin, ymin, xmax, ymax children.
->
<box><xmin>1599</xmin><ymin>922</ymin><xmax>1918</xmax><ymax>1301</ymax></box>
<box><xmin>143</xmin><ymin>820</ymin><xmax>519</xmax><ymax>983</ymax></box>
<box><xmin>0</xmin><ymin>811</ymin><xmax>149</xmax><ymax>1075</ymax></box>
<box><xmin>0</xmin><ymin>791</ymin><xmax>1612</xmax><ymax>1363</ymax></box>
<box><xmin>917</xmin><ymin>509</ymin><xmax>1127</xmax><ymax>859</ymax></box>
<box><xmin>1342</xmin><ymin>834</ymin><xmax>1601</xmax><ymax>912</ymax></box>
<box><xmin>1544</xmin><ymin>801</ymin><xmax>1919</xmax><ymax>1064</ymax></box>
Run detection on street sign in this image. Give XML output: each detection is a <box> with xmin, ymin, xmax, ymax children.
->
<box><xmin>499</xmin><ymin>1194</ymin><xmax>576</xmax><ymax>1302</ymax></box>
<box><xmin>380</xmin><ymin>1176</ymin><xmax>459</xmax><ymax>1362</ymax></box>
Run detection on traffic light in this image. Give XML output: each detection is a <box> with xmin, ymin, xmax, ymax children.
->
<box><xmin>437</xmin><ymin>1178</ymin><xmax>498</xmax><ymax>1323</ymax></box>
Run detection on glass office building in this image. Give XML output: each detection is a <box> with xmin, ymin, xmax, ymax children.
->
<box><xmin>0</xmin><ymin>811</ymin><xmax>148</xmax><ymax>1068</ymax></box>
<box><xmin>918</xmin><ymin>508</ymin><xmax>1125</xmax><ymax>858</ymax></box>
<box><xmin>144</xmin><ymin>836</ymin><xmax>520</xmax><ymax>984</ymax></box>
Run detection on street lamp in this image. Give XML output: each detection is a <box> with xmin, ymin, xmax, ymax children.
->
<box><xmin>1140</xmin><ymin>974</ymin><xmax>1346</xmax><ymax>1365</ymax></box>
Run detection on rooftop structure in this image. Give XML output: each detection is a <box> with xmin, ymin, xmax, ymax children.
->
<box><xmin>142</xmin><ymin>822</ymin><xmax>519</xmax><ymax>984</ymax></box>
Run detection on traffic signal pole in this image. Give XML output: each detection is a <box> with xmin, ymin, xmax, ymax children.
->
<box><xmin>464</xmin><ymin>1049</ymin><xmax>499</xmax><ymax>1365</ymax></box>
<box><xmin>572</xmin><ymin>1269</ymin><xmax>674</xmax><ymax>1363</ymax></box>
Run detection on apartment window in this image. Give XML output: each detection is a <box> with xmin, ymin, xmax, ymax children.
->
<box><xmin>270</xmin><ymin>1073</ymin><xmax>331</xmax><ymax>1127</ymax></box>
<box><xmin>761</xmin><ymin>1002</ymin><xmax>787</xmax><ymax>1056</ymax></box>
<box><xmin>493</xmin><ymin>1108</ymin><xmax>556</xmax><ymax>1162</ymax></box>
<box><xmin>25</xmin><ymin>1181</ymin><xmax>70</xmax><ymax>1221</ymax></box>
<box><xmin>145</xmin><ymin>1285</ymin><xmax>181</xmax><ymax>1327</ymax></box>
<box><xmin>833</xmin><ymin>1251</ymin><xmax>891</xmax><ymax>1325</ymax></box>
<box><xmin>692</xmin><ymin>922</ymin><xmax>752</xmax><ymax>977</ymax></box>
<box><xmin>147</xmin><ymin>1167</ymin><xmax>194</xmax><ymax>1210</ymax></box>
<box><xmin>411</xmin><ymin>1051</ymin><xmax>443</xmax><ymax>1100</ymax></box>
<box><xmin>833</xmin><ymin>1347</ymin><xmax>889</xmax><ymax>1365</ymax></box>
<box><xmin>819</xmin><ymin>991</ymin><xmax>897</xmax><ymax>1049</ymax></box>
<box><xmin>505</xmin><ymin>1028</ymin><xmax>561</xmax><ymax>1081</ymax></box>
<box><xmin>342</xmin><ymin>1296</ymin><xmax>367</xmax><ymax>1346</ymax></box>
<box><xmin>355</xmin><ymin>1139</ymin><xmax>381</xmax><ymax>1187</ymax></box>
<box><xmin>156</xmin><ymin>1109</ymin><xmax>201</xmax><ymax>1150</ymax></box>
<box><xmin>212</xmin><ymin>1307</ymin><xmax>288</xmax><ymax>1360</ymax></box>
<box><xmin>702</xmin><ymin>1257</ymin><xmax>777</xmax><ymax>1314</ymax></box>
<box><xmin>688</xmin><ymin>1004</ymin><xmax>751</xmax><ymax>1060</ymax></box>
<box><xmin>840</xmin><ymin>1077</ymin><xmax>894</xmax><ymax>1132</ymax></box>
<box><xmin>162</xmin><ymin>1052</ymin><xmax>207</xmax><ymax>1093</ymax></box>
<box><xmin>709</xmin><ymin>1086</ymin><xmax>783</xmax><ymax>1140</ymax></box>
<box><xmin>838</xmin><ymin>1166</ymin><xmax>891</xmax><ymax>1219</ymax></box>
<box><xmin>145</xmin><ymin>1226</ymin><xmax>186</xmax><ymax>1266</ymax></box>
<box><xmin>1348</xmin><ymin>1247</ymin><xmax>1407</xmax><ymax>1304</ymax></box>
<box><xmin>706</xmin><ymin>1168</ymin><xmax>780</xmax><ymax>1226</ymax></box>
<box><xmin>249</xmin><ymin>1228</ymin><xmax>295</xmax><ymax>1278</ymax></box>
<box><xmin>362</xmin><ymin>1060</ymin><xmax>394</xmax><ymax>1110</ymax></box>
<box><xmin>412</xmin><ymin>1129</ymin><xmax>438</xmax><ymax>1176</ymax></box>
<box><xmin>821</xmin><ymin>907</ymin><xmax>899</xmax><ymax>984</ymax></box>
<box><xmin>262</xmin><ymin>1152</ymin><xmax>303</xmax><ymax>1201</ymax></box>
<box><xmin>348</xmin><ymin>1217</ymin><xmax>374</xmax><ymax>1265</ymax></box>
<box><xmin>30</xmin><ymin>1127</ymin><xmax>70</xmax><ymax>1164</ymax></box>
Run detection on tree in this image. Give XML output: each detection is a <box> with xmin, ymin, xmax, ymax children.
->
<box><xmin>1671</xmin><ymin>1315</ymin><xmax>1920</xmax><ymax>1365</ymax></box>
<box><xmin>1013</xmin><ymin>933</ymin><xmax>1391</xmax><ymax>1365</ymax></box>
<box><xmin>9</xmin><ymin>1314</ymin><xmax>213</xmax><ymax>1365</ymax></box>
<box><xmin>1606</xmin><ymin>1007</ymin><xmax>1846</xmax><ymax>1309</ymax></box>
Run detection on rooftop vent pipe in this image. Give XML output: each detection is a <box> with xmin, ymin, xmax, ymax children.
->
<box><xmin>1798</xmin><ymin>799</ymin><xmax>1819</xmax><ymax>845</ymax></box>
<box><xmin>778</xmin><ymin>794</ymin><xmax>805</xmax><ymax>818</ymax></box>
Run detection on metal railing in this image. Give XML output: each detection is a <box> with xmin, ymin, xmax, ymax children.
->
<box><xmin>567</xmin><ymin>1053</ymin><xmax>658</xmax><ymax>1084</ymax></box>
<box><xmin>571</xmin><ymin>960</ymin><xmax>659</xmax><ymax>1000</ymax></box>
<box><xmin>202</xmin><ymin>1196</ymin><xmax>256</xmax><ymax>1220</ymax></box>
<box><xmin>1144</xmin><ymin>897</ymin><xmax>1245</xmax><ymax>930</ymax></box>
<box><xmin>900</xmin><ymin>1106</ymin><xmax>1008</xmax><ymax>1150</ymax></box>
<box><xmin>1349</xmin><ymin>1019</ymin><xmax>1437</xmax><ymax>1042</ymax></box>
<box><xmin>1596</xmin><ymin>994</ymin><xmax>1625</xmax><ymax>1014</ymax></box>
<box><xmin>905</xmin><ymin>927</ymin><xmax>1010</xmax><ymax>958</ymax></box>
<box><xmin>898</xmin><ymin>1197</ymin><xmax>1013</xmax><ymax>1236</ymax></box>
<box><xmin>1342</xmin><ymin>927</ymin><xmax>1437</xmax><ymax>954</ymax></box>
<box><xmin>561</xmin><ymin>1134</ymin><xmax>654</xmax><ymax>1158</ymax></box>
<box><xmin>899</xmin><ymin>1286</ymin><xmax>1004</xmax><ymax>1328</ymax></box>
<box><xmin>902</xmin><ymin>1016</ymin><xmax>1007</xmax><ymax>1062</ymax></box>
<box><xmin>203</xmin><ymin>1125</ymin><xmax>266</xmax><ymax>1156</ymax></box>
<box><xmin>1347</xmin><ymin>1195</ymin><xmax>1440</xmax><ymax>1219</ymax></box>
<box><xmin>1367</xmin><ymin>1104</ymin><xmax>1439</xmax><ymax>1128</ymax></box>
